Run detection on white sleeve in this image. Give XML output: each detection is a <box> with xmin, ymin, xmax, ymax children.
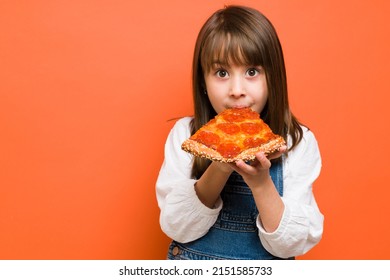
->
<box><xmin>156</xmin><ymin>118</ymin><xmax>222</xmax><ymax>243</ymax></box>
<box><xmin>257</xmin><ymin>128</ymin><xmax>324</xmax><ymax>258</ymax></box>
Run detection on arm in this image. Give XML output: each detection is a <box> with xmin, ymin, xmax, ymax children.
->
<box><xmin>258</xmin><ymin>129</ymin><xmax>324</xmax><ymax>258</ymax></box>
<box><xmin>156</xmin><ymin>118</ymin><xmax>223</xmax><ymax>243</ymax></box>
<box><xmin>231</xmin><ymin>128</ymin><xmax>323</xmax><ymax>258</ymax></box>
<box><xmin>195</xmin><ymin>161</ymin><xmax>232</xmax><ymax>208</ymax></box>
<box><xmin>232</xmin><ymin>148</ymin><xmax>287</xmax><ymax>233</ymax></box>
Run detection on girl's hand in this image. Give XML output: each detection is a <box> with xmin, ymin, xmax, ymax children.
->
<box><xmin>230</xmin><ymin>145</ymin><xmax>287</xmax><ymax>189</ymax></box>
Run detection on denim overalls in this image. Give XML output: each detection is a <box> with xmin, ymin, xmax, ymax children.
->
<box><xmin>167</xmin><ymin>160</ymin><xmax>287</xmax><ymax>260</ymax></box>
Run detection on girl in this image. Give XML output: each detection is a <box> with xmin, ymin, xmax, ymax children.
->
<box><xmin>156</xmin><ymin>5</ymin><xmax>323</xmax><ymax>260</ymax></box>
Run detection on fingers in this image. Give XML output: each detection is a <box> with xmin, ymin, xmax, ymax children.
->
<box><xmin>231</xmin><ymin>146</ymin><xmax>287</xmax><ymax>176</ymax></box>
<box><xmin>255</xmin><ymin>152</ymin><xmax>272</xmax><ymax>169</ymax></box>
<box><xmin>232</xmin><ymin>152</ymin><xmax>270</xmax><ymax>176</ymax></box>
<box><xmin>232</xmin><ymin>160</ymin><xmax>258</xmax><ymax>176</ymax></box>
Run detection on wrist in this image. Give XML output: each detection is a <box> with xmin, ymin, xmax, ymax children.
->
<box><xmin>249</xmin><ymin>173</ymin><xmax>273</xmax><ymax>193</ymax></box>
<box><xmin>211</xmin><ymin>161</ymin><xmax>233</xmax><ymax>175</ymax></box>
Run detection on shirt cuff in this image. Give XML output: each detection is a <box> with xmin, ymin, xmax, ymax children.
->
<box><xmin>256</xmin><ymin>198</ymin><xmax>290</xmax><ymax>238</ymax></box>
<box><xmin>190</xmin><ymin>180</ymin><xmax>223</xmax><ymax>214</ymax></box>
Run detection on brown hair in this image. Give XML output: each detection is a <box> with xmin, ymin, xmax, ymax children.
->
<box><xmin>191</xmin><ymin>5</ymin><xmax>303</xmax><ymax>178</ymax></box>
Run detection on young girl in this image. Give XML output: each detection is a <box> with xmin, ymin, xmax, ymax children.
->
<box><xmin>156</xmin><ymin>5</ymin><xmax>323</xmax><ymax>260</ymax></box>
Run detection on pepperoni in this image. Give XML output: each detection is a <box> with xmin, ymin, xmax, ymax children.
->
<box><xmin>222</xmin><ymin>108</ymin><xmax>259</xmax><ymax>122</ymax></box>
<box><xmin>193</xmin><ymin>131</ymin><xmax>220</xmax><ymax>147</ymax></box>
<box><xmin>243</xmin><ymin>137</ymin><xmax>265</xmax><ymax>148</ymax></box>
<box><xmin>217</xmin><ymin>123</ymin><xmax>241</xmax><ymax>135</ymax></box>
<box><xmin>216</xmin><ymin>143</ymin><xmax>241</xmax><ymax>158</ymax></box>
<box><xmin>240</xmin><ymin>122</ymin><xmax>261</xmax><ymax>135</ymax></box>
<box><xmin>222</xmin><ymin>112</ymin><xmax>246</xmax><ymax>123</ymax></box>
<box><xmin>242</xmin><ymin>109</ymin><xmax>259</xmax><ymax>120</ymax></box>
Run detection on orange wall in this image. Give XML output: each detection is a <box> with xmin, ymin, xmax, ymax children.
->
<box><xmin>1</xmin><ymin>0</ymin><xmax>389</xmax><ymax>259</ymax></box>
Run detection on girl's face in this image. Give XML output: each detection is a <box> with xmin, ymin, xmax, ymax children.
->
<box><xmin>204</xmin><ymin>63</ymin><xmax>268</xmax><ymax>114</ymax></box>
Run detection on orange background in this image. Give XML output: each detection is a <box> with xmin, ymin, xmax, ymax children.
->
<box><xmin>1</xmin><ymin>0</ymin><xmax>389</xmax><ymax>259</ymax></box>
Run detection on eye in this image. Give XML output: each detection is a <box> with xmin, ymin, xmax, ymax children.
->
<box><xmin>246</xmin><ymin>68</ymin><xmax>259</xmax><ymax>77</ymax></box>
<box><xmin>216</xmin><ymin>69</ymin><xmax>228</xmax><ymax>78</ymax></box>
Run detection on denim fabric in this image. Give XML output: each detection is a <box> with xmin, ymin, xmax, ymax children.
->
<box><xmin>168</xmin><ymin>160</ymin><xmax>287</xmax><ymax>260</ymax></box>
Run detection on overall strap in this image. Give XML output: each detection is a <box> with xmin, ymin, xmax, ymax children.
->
<box><xmin>269</xmin><ymin>158</ymin><xmax>283</xmax><ymax>196</ymax></box>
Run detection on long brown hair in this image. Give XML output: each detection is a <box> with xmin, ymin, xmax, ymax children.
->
<box><xmin>191</xmin><ymin>5</ymin><xmax>303</xmax><ymax>178</ymax></box>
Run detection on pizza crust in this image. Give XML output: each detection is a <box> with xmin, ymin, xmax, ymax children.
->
<box><xmin>181</xmin><ymin>135</ymin><xmax>285</xmax><ymax>163</ymax></box>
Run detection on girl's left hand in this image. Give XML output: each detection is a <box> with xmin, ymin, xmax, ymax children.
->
<box><xmin>230</xmin><ymin>145</ymin><xmax>287</xmax><ymax>189</ymax></box>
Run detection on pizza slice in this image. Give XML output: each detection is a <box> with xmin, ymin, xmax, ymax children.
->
<box><xmin>181</xmin><ymin>107</ymin><xmax>286</xmax><ymax>163</ymax></box>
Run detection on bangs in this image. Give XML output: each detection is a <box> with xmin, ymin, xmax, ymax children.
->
<box><xmin>200</xmin><ymin>30</ymin><xmax>264</xmax><ymax>73</ymax></box>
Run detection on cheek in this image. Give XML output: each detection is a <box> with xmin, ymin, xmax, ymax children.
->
<box><xmin>253</xmin><ymin>99</ymin><xmax>267</xmax><ymax>114</ymax></box>
<box><xmin>205</xmin><ymin>82</ymin><xmax>226</xmax><ymax>113</ymax></box>
<box><xmin>253</xmin><ymin>86</ymin><xmax>268</xmax><ymax>113</ymax></box>
<box><xmin>207</xmin><ymin>94</ymin><xmax>224</xmax><ymax>113</ymax></box>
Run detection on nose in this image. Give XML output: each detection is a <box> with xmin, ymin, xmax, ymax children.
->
<box><xmin>229</xmin><ymin>77</ymin><xmax>245</xmax><ymax>98</ymax></box>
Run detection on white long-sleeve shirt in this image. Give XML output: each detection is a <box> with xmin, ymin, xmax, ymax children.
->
<box><xmin>156</xmin><ymin>117</ymin><xmax>324</xmax><ymax>258</ymax></box>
